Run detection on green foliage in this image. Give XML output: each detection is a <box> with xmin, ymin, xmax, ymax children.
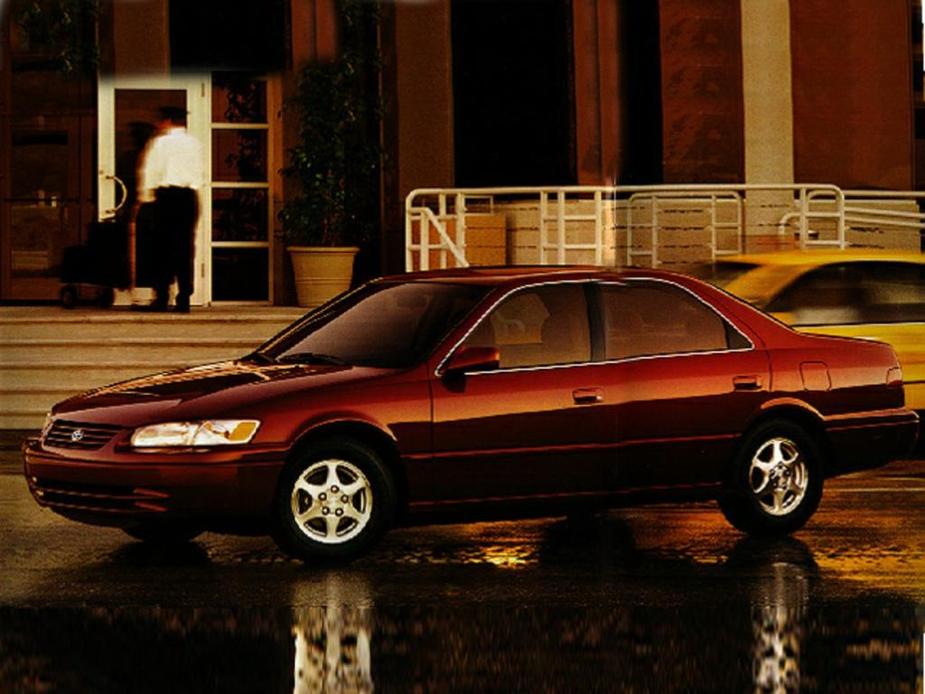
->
<box><xmin>279</xmin><ymin>0</ymin><xmax>382</xmax><ymax>248</ymax></box>
<box><xmin>14</xmin><ymin>0</ymin><xmax>100</xmax><ymax>74</ymax></box>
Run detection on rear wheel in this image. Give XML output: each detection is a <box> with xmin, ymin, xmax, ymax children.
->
<box><xmin>272</xmin><ymin>439</ymin><xmax>396</xmax><ymax>562</ymax></box>
<box><xmin>719</xmin><ymin>420</ymin><xmax>823</xmax><ymax>537</ymax></box>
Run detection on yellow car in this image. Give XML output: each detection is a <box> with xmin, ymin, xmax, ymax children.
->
<box><xmin>706</xmin><ymin>249</ymin><xmax>925</xmax><ymax>417</ymax></box>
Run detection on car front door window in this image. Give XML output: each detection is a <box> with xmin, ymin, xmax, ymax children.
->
<box><xmin>461</xmin><ymin>283</ymin><xmax>591</xmax><ymax>369</ymax></box>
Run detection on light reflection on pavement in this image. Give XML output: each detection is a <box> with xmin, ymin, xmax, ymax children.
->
<box><xmin>1</xmin><ymin>457</ymin><xmax>923</xmax><ymax>691</ymax></box>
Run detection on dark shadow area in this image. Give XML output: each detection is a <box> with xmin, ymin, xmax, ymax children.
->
<box><xmin>169</xmin><ymin>0</ymin><xmax>287</xmax><ymax>72</ymax></box>
<box><xmin>451</xmin><ymin>0</ymin><xmax>575</xmax><ymax>186</ymax></box>
<box><xmin>105</xmin><ymin>540</ymin><xmax>212</xmax><ymax>568</ymax></box>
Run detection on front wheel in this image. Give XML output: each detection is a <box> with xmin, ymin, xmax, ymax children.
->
<box><xmin>719</xmin><ymin>420</ymin><xmax>824</xmax><ymax>537</ymax></box>
<box><xmin>272</xmin><ymin>440</ymin><xmax>396</xmax><ymax>562</ymax></box>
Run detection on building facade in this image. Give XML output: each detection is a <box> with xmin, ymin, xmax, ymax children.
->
<box><xmin>1</xmin><ymin>0</ymin><xmax>921</xmax><ymax>305</ymax></box>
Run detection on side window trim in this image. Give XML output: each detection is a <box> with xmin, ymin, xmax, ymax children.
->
<box><xmin>585</xmin><ymin>282</ymin><xmax>606</xmax><ymax>363</ymax></box>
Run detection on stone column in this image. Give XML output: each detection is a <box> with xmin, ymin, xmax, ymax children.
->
<box><xmin>740</xmin><ymin>0</ymin><xmax>796</xmax><ymax>252</ymax></box>
<box><xmin>379</xmin><ymin>1</ymin><xmax>455</xmax><ymax>273</ymax></box>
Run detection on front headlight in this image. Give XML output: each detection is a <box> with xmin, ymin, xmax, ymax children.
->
<box><xmin>40</xmin><ymin>412</ymin><xmax>53</xmax><ymax>438</ymax></box>
<box><xmin>130</xmin><ymin>420</ymin><xmax>260</xmax><ymax>447</ymax></box>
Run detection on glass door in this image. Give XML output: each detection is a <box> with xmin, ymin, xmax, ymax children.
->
<box><xmin>209</xmin><ymin>72</ymin><xmax>272</xmax><ymax>302</ymax></box>
<box><xmin>98</xmin><ymin>74</ymin><xmax>208</xmax><ymax>305</ymax></box>
<box><xmin>2</xmin><ymin>15</ymin><xmax>96</xmax><ymax>302</ymax></box>
<box><xmin>7</xmin><ymin>125</ymin><xmax>81</xmax><ymax>300</ymax></box>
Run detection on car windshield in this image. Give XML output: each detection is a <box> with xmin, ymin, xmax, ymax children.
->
<box><xmin>252</xmin><ymin>281</ymin><xmax>491</xmax><ymax>369</ymax></box>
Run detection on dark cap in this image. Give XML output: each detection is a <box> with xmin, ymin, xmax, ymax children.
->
<box><xmin>157</xmin><ymin>106</ymin><xmax>188</xmax><ymax>123</ymax></box>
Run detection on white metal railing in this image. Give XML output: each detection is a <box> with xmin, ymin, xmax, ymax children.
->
<box><xmin>625</xmin><ymin>190</ymin><xmax>743</xmax><ymax>267</ymax></box>
<box><xmin>843</xmin><ymin>190</ymin><xmax>925</xmax><ymax>231</ymax></box>
<box><xmin>406</xmin><ymin>184</ymin><xmax>922</xmax><ymax>271</ymax></box>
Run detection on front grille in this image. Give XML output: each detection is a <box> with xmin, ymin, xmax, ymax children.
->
<box><xmin>44</xmin><ymin>419</ymin><xmax>123</xmax><ymax>450</ymax></box>
<box><xmin>30</xmin><ymin>478</ymin><xmax>168</xmax><ymax>513</ymax></box>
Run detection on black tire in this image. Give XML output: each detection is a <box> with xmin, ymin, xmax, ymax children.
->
<box><xmin>123</xmin><ymin>523</ymin><xmax>202</xmax><ymax>544</ymax></box>
<box><xmin>272</xmin><ymin>439</ymin><xmax>396</xmax><ymax>563</ymax></box>
<box><xmin>60</xmin><ymin>285</ymin><xmax>78</xmax><ymax>309</ymax></box>
<box><xmin>719</xmin><ymin>419</ymin><xmax>824</xmax><ymax>537</ymax></box>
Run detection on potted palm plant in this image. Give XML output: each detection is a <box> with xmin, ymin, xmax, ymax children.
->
<box><xmin>279</xmin><ymin>0</ymin><xmax>381</xmax><ymax>308</ymax></box>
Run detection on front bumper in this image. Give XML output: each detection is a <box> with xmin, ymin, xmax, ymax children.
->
<box><xmin>22</xmin><ymin>437</ymin><xmax>286</xmax><ymax>528</ymax></box>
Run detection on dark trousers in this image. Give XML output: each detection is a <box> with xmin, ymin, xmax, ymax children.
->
<box><xmin>152</xmin><ymin>186</ymin><xmax>199</xmax><ymax>307</ymax></box>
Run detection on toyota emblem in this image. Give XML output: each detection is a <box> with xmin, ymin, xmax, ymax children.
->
<box><xmin>70</xmin><ymin>429</ymin><xmax>84</xmax><ymax>443</ymax></box>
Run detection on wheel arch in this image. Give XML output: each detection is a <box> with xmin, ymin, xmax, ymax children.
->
<box><xmin>739</xmin><ymin>402</ymin><xmax>832</xmax><ymax>472</ymax></box>
<box><xmin>286</xmin><ymin>419</ymin><xmax>409</xmax><ymax>520</ymax></box>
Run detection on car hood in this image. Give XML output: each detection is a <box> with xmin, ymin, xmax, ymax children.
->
<box><xmin>51</xmin><ymin>360</ymin><xmax>394</xmax><ymax>427</ymax></box>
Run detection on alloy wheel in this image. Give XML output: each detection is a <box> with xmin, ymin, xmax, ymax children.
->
<box><xmin>289</xmin><ymin>458</ymin><xmax>373</xmax><ymax>544</ymax></box>
<box><xmin>747</xmin><ymin>437</ymin><xmax>809</xmax><ymax>517</ymax></box>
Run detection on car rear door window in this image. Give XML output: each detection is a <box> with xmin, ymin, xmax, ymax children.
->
<box><xmin>600</xmin><ymin>282</ymin><xmax>742</xmax><ymax>360</ymax></box>
<box><xmin>461</xmin><ymin>283</ymin><xmax>591</xmax><ymax>368</ymax></box>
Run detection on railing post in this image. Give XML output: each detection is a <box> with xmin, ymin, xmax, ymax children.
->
<box><xmin>626</xmin><ymin>194</ymin><xmax>633</xmax><ymax>267</ymax></box>
<box><xmin>438</xmin><ymin>194</ymin><xmax>448</xmax><ymax>268</ymax></box>
<box><xmin>836</xmin><ymin>188</ymin><xmax>846</xmax><ymax>248</ymax></box>
<box><xmin>709</xmin><ymin>193</ymin><xmax>717</xmax><ymax>261</ymax></box>
<box><xmin>798</xmin><ymin>186</ymin><xmax>809</xmax><ymax>248</ymax></box>
<box><xmin>735</xmin><ymin>193</ymin><xmax>743</xmax><ymax>254</ymax></box>
<box><xmin>420</xmin><ymin>207</ymin><xmax>430</xmax><ymax>271</ymax></box>
<box><xmin>539</xmin><ymin>191</ymin><xmax>547</xmax><ymax>264</ymax></box>
<box><xmin>404</xmin><ymin>194</ymin><xmax>414</xmax><ymax>272</ymax></box>
<box><xmin>557</xmin><ymin>190</ymin><xmax>566</xmax><ymax>264</ymax></box>
<box><xmin>594</xmin><ymin>190</ymin><xmax>603</xmax><ymax>266</ymax></box>
<box><xmin>455</xmin><ymin>192</ymin><xmax>466</xmax><ymax>268</ymax></box>
<box><xmin>650</xmin><ymin>195</ymin><xmax>658</xmax><ymax>268</ymax></box>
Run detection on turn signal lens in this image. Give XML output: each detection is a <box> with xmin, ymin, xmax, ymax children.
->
<box><xmin>886</xmin><ymin>366</ymin><xmax>903</xmax><ymax>387</ymax></box>
<box><xmin>131</xmin><ymin>420</ymin><xmax>260</xmax><ymax>447</ymax></box>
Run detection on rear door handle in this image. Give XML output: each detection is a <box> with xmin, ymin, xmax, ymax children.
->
<box><xmin>733</xmin><ymin>375</ymin><xmax>761</xmax><ymax>391</ymax></box>
<box><xmin>572</xmin><ymin>387</ymin><xmax>603</xmax><ymax>405</ymax></box>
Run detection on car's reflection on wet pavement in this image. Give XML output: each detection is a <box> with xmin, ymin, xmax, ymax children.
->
<box><xmin>1</xmin><ymin>460</ymin><xmax>924</xmax><ymax>692</ymax></box>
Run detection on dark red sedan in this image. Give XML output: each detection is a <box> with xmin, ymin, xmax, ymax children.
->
<box><xmin>23</xmin><ymin>267</ymin><xmax>919</xmax><ymax>561</ymax></box>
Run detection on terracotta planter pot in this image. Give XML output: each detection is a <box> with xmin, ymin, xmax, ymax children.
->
<box><xmin>287</xmin><ymin>246</ymin><xmax>359</xmax><ymax>308</ymax></box>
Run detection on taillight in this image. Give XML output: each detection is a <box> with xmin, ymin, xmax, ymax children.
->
<box><xmin>886</xmin><ymin>366</ymin><xmax>903</xmax><ymax>387</ymax></box>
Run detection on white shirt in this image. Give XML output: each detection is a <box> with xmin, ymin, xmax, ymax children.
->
<box><xmin>138</xmin><ymin>126</ymin><xmax>204</xmax><ymax>202</ymax></box>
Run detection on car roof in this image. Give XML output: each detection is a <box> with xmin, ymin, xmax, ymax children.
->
<box><xmin>378</xmin><ymin>265</ymin><xmax>698</xmax><ymax>287</ymax></box>
<box><xmin>382</xmin><ymin>265</ymin><xmax>604</xmax><ymax>285</ymax></box>
<box><xmin>720</xmin><ymin>248</ymin><xmax>925</xmax><ymax>267</ymax></box>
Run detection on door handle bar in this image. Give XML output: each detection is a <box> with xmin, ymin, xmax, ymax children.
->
<box><xmin>572</xmin><ymin>387</ymin><xmax>603</xmax><ymax>405</ymax></box>
<box><xmin>733</xmin><ymin>375</ymin><xmax>761</xmax><ymax>391</ymax></box>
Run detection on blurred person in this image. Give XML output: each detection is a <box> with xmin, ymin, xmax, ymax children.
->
<box><xmin>135</xmin><ymin>106</ymin><xmax>203</xmax><ymax>312</ymax></box>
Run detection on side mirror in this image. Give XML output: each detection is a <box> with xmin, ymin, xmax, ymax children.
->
<box><xmin>443</xmin><ymin>346</ymin><xmax>500</xmax><ymax>377</ymax></box>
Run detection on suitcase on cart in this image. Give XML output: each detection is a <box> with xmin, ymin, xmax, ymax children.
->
<box><xmin>59</xmin><ymin>218</ymin><xmax>131</xmax><ymax>308</ymax></box>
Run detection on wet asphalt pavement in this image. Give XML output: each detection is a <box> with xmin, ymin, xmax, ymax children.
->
<box><xmin>1</xmin><ymin>443</ymin><xmax>923</xmax><ymax>692</ymax></box>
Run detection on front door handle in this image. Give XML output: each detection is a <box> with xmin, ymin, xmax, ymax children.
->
<box><xmin>733</xmin><ymin>375</ymin><xmax>761</xmax><ymax>391</ymax></box>
<box><xmin>572</xmin><ymin>387</ymin><xmax>603</xmax><ymax>405</ymax></box>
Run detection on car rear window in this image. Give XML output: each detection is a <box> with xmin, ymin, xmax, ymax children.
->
<box><xmin>600</xmin><ymin>281</ymin><xmax>746</xmax><ymax>359</ymax></box>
